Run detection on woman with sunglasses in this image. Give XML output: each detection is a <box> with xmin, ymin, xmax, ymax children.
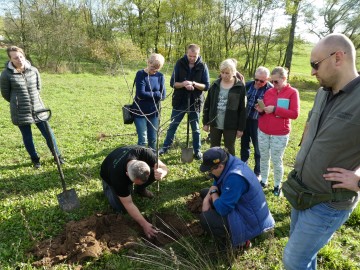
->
<box><xmin>256</xmin><ymin>67</ymin><xmax>300</xmax><ymax>196</ymax></box>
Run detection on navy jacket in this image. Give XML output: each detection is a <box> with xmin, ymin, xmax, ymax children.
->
<box><xmin>170</xmin><ymin>55</ymin><xmax>210</xmax><ymax>112</ymax></box>
<box><xmin>215</xmin><ymin>154</ymin><xmax>275</xmax><ymax>246</ymax></box>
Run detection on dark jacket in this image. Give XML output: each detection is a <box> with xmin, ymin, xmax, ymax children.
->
<box><xmin>1</xmin><ymin>61</ymin><xmax>45</xmax><ymax>125</ymax></box>
<box><xmin>216</xmin><ymin>154</ymin><xmax>275</xmax><ymax>246</ymax></box>
<box><xmin>170</xmin><ymin>55</ymin><xmax>210</xmax><ymax>112</ymax></box>
<box><xmin>203</xmin><ymin>78</ymin><xmax>247</xmax><ymax>131</ymax></box>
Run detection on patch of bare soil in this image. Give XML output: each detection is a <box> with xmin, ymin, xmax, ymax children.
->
<box><xmin>30</xmin><ymin>193</ymin><xmax>204</xmax><ymax>267</ymax></box>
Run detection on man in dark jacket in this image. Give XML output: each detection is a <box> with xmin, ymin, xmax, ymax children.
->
<box><xmin>0</xmin><ymin>46</ymin><xmax>64</xmax><ymax>168</ymax></box>
<box><xmin>159</xmin><ymin>44</ymin><xmax>210</xmax><ymax>160</ymax></box>
<box><xmin>100</xmin><ymin>145</ymin><xmax>168</xmax><ymax>239</ymax></box>
<box><xmin>199</xmin><ymin>147</ymin><xmax>275</xmax><ymax>249</ymax></box>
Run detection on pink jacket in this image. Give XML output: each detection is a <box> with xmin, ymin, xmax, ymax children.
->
<box><xmin>258</xmin><ymin>84</ymin><xmax>299</xmax><ymax>135</ymax></box>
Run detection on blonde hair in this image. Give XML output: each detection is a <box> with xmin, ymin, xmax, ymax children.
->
<box><xmin>271</xmin><ymin>67</ymin><xmax>288</xmax><ymax>79</ymax></box>
<box><xmin>148</xmin><ymin>53</ymin><xmax>165</xmax><ymax>69</ymax></box>
<box><xmin>220</xmin><ymin>59</ymin><xmax>237</xmax><ymax>76</ymax></box>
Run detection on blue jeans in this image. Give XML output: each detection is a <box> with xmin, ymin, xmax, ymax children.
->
<box><xmin>134</xmin><ymin>116</ymin><xmax>159</xmax><ymax>150</ymax></box>
<box><xmin>240</xmin><ymin>118</ymin><xmax>260</xmax><ymax>176</ymax></box>
<box><xmin>18</xmin><ymin>122</ymin><xmax>60</xmax><ymax>161</ymax></box>
<box><xmin>162</xmin><ymin>108</ymin><xmax>201</xmax><ymax>153</ymax></box>
<box><xmin>283</xmin><ymin>203</ymin><xmax>354</xmax><ymax>270</ymax></box>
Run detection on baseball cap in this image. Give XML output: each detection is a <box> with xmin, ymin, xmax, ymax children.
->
<box><xmin>200</xmin><ymin>147</ymin><xmax>227</xmax><ymax>172</ymax></box>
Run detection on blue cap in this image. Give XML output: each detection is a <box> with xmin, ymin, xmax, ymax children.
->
<box><xmin>200</xmin><ymin>147</ymin><xmax>227</xmax><ymax>172</ymax></box>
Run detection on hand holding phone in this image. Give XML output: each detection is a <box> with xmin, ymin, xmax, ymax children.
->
<box><xmin>257</xmin><ymin>99</ymin><xmax>265</xmax><ymax>110</ymax></box>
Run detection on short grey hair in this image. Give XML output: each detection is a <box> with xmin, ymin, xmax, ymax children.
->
<box><xmin>255</xmin><ymin>66</ymin><xmax>270</xmax><ymax>78</ymax></box>
<box><xmin>127</xmin><ymin>160</ymin><xmax>151</xmax><ymax>183</ymax></box>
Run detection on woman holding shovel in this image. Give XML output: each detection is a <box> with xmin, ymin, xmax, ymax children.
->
<box><xmin>0</xmin><ymin>46</ymin><xmax>64</xmax><ymax>168</ymax></box>
<box><xmin>202</xmin><ymin>59</ymin><xmax>247</xmax><ymax>156</ymax></box>
<box><xmin>132</xmin><ymin>53</ymin><xmax>166</xmax><ymax>151</ymax></box>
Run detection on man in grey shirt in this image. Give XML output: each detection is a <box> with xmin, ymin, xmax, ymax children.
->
<box><xmin>283</xmin><ymin>33</ymin><xmax>360</xmax><ymax>269</ymax></box>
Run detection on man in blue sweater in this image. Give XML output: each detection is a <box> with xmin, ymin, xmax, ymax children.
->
<box><xmin>199</xmin><ymin>147</ymin><xmax>275</xmax><ymax>249</ymax></box>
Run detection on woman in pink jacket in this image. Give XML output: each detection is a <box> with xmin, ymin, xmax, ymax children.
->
<box><xmin>256</xmin><ymin>67</ymin><xmax>299</xmax><ymax>196</ymax></box>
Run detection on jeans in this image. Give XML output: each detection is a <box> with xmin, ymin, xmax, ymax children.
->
<box><xmin>258</xmin><ymin>129</ymin><xmax>289</xmax><ymax>187</ymax></box>
<box><xmin>241</xmin><ymin>118</ymin><xmax>260</xmax><ymax>176</ymax></box>
<box><xmin>134</xmin><ymin>116</ymin><xmax>159</xmax><ymax>150</ymax></box>
<box><xmin>209</xmin><ymin>127</ymin><xmax>236</xmax><ymax>156</ymax></box>
<box><xmin>18</xmin><ymin>122</ymin><xmax>60</xmax><ymax>161</ymax></box>
<box><xmin>162</xmin><ymin>108</ymin><xmax>201</xmax><ymax>153</ymax></box>
<box><xmin>283</xmin><ymin>203</ymin><xmax>354</xmax><ymax>270</ymax></box>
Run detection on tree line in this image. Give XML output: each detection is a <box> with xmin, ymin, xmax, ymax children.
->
<box><xmin>0</xmin><ymin>0</ymin><xmax>359</xmax><ymax>76</ymax></box>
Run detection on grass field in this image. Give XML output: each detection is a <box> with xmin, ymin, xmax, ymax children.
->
<box><xmin>0</xmin><ymin>45</ymin><xmax>359</xmax><ymax>269</ymax></box>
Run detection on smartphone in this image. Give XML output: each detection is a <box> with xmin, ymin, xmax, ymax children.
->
<box><xmin>257</xmin><ymin>99</ymin><xmax>265</xmax><ymax>109</ymax></box>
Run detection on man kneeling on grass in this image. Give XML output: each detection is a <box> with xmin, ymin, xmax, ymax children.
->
<box><xmin>100</xmin><ymin>145</ymin><xmax>168</xmax><ymax>239</ymax></box>
<box><xmin>199</xmin><ymin>147</ymin><xmax>275</xmax><ymax>249</ymax></box>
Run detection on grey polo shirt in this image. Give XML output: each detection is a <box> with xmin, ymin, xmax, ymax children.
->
<box><xmin>294</xmin><ymin>76</ymin><xmax>360</xmax><ymax>210</ymax></box>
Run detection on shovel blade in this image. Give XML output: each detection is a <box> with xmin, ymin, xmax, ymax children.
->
<box><xmin>57</xmin><ymin>188</ymin><xmax>80</xmax><ymax>211</ymax></box>
<box><xmin>181</xmin><ymin>148</ymin><xmax>193</xmax><ymax>163</ymax></box>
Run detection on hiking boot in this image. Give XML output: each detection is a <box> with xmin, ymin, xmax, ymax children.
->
<box><xmin>158</xmin><ymin>148</ymin><xmax>168</xmax><ymax>156</ymax></box>
<box><xmin>273</xmin><ymin>186</ymin><xmax>281</xmax><ymax>196</ymax></box>
<box><xmin>135</xmin><ymin>189</ymin><xmax>154</xmax><ymax>199</ymax></box>
<box><xmin>260</xmin><ymin>181</ymin><xmax>268</xmax><ymax>188</ymax></box>
<box><xmin>194</xmin><ymin>151</ymin><xmax>203</xmax><ymax>160</ymax></box>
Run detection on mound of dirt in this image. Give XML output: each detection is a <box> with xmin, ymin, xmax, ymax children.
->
<box><xmin>30</xmin><ymin>195</ymin><xmax>204</xmax><ymax>268</ymax></box>
<box><xmin>186</xmin><ymin>192</ymin><xmax>203</xmax><ymax>214</ymax></box>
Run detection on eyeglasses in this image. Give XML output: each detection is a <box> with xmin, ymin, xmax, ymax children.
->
<box><xmin>310</xmin><ymin>52</ymin><xmax>337</xmax><ymax>70</ymax></box>
<box><xmin>254</xmin><ymin>78</ymin><xmax>265</xmax><ymax>83</ymax></box>
<box><xmin>270</xmin><ymin>80</ymin><xmax>279</xmax><ymax>84</ymax></box>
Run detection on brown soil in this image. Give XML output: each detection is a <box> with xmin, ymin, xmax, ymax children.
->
<box><xmin>30</xmin><ymin>193</ymin><xmax>204</xmax><ymax>267</ymax></box>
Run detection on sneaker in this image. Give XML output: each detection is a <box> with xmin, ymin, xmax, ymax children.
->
<box><xmin>260</xmin><ymin>181</ymin><xmax>268</xmax><ymax>188</ymax></box>
<box><xmin>273</xmin><ymin>186</ymin><xmax>281</xmax><ymax>196</ymax></box>
<box><xmin>33</xmin><ymin>160</ymin><xmax>41</xmax><ymax>169</ymax></box>
<box><xmin>31</xmin><ymin>157</ymin><xmax>41</xmax><ymax>169</ymax></box>
<box><xmin>194</xmin><ymin>151</ymin><xmax>203</xmax><ymax>160</ymax></box>
<box><xmin>56</xmin><ymin>155</ymin><xmax>65</xmax><ymax>165</ymax></box>
<box><xmin>158</xmin><ymin>148</ymin><xmax>168</xmax><ymax>156</ymax></box>
<box><xmin>135</xmin><ymin>189</ymin><xmax>154</xmax><ymax>199</ymax></box>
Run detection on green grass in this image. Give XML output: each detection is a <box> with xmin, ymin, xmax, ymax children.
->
<box><xmin>0</xmin><ymin>48</ymin><xmax>359</xmax><ymax>269</ymax></box>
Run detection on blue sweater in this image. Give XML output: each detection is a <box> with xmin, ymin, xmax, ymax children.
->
<box><xmin>214</xmin><ymin>154</ymin><xmax>275</xmax><ymax>246</ymax></box>
<box><xmin>132</xmin><ymin>70</ymin><xmax>166</xmax><ymax>117</ymax></box>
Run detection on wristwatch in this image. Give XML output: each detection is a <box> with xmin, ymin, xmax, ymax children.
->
<box><xmin>209</xmin><ymin>189</ymin><xmax>218</xmax><ymax>195</ymax></box>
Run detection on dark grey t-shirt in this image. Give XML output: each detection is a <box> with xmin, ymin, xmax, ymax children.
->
<box><xmin>294</xmin><ymin>77</ymin><xmax>360</xmax><ymax>209</ymax></box>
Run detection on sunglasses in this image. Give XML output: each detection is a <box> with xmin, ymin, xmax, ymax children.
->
<box><xmin>270</xmin><ymin>80</ymin><xmax>279</xmax><ymax>84</ymax></box>
<box><xmin>310</xmin><ymin>51</ymin><xmax>336</xmax><ymax>70</ymax></box>
<box><xmin>254</xmin><ymin>78</ymin><xmax>265</xmax><ymax>83</ymax></box>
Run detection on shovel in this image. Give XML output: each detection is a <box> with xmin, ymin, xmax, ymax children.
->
<box><xmin>181</xmin><ymin>94</ymin><xmax>193</xmax><ymax>163</ymax></box>
<box><xmin>34</xmin><ymin>109</ymin><xmax>80</xmax><ymax>211</ymax></box>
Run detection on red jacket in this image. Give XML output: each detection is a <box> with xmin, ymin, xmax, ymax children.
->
<box><xmin>258</xmin><ymin>84</ymin><xmax>299</xmax><ymax>135</ymax></box>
